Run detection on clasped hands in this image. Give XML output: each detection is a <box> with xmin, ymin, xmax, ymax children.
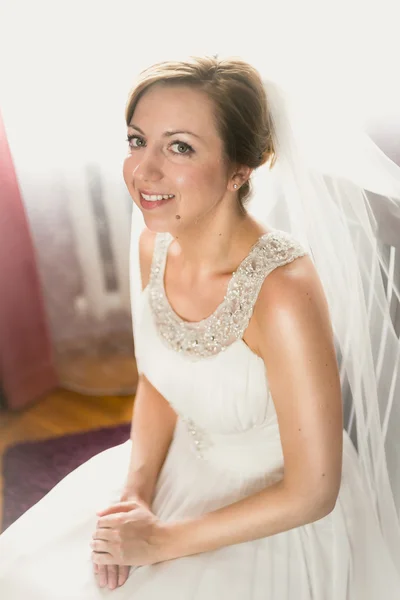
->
<box><xmin>91</xmin><ymin>498</ymin><xmax>173</xmax><ymax>589</ymax></box>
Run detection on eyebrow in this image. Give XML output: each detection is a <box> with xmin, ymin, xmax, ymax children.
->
<box><xmin>128</xmin><ymin>123</ymin><xmax>202</xmax><ymax>139</ymax></box>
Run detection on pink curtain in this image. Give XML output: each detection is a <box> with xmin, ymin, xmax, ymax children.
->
<box><xmin>0</xmin><ymin>110</ymin><xmax>58</xmax><ymax>409</ymax></box>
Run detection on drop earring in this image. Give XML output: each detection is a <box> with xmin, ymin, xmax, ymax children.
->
<box><xmin>233</xmin><ymin>184</ymin><xmax>238</xmax><ymax>189</ymax></box>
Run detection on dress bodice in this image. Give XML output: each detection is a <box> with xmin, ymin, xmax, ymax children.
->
<box><xmin>134</xmin><ymin>229</ymin><xmax>309</xmax><ymax>477</ymax></box>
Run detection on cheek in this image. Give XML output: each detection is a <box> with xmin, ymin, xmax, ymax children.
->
<box><xmin>175</xmin><ymin>173</ymin><xmax>192</xmax><ymax>189</ymax></box>
<box><xmin>123</xmin><ymin>155</ymin><xmax>142</xmax><ymax>191</ymax></box>
<box><xmin>176</xmin><ymin>163</ymin><xmax>221</xmax><ymax>191</ymax></box>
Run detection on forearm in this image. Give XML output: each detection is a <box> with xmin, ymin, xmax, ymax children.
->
<box><xmin>165</xmin><ymin>479</ymin><xmax>335</xmax><ymax>560</ymax></box>
<box><xmin>122</xmin><ymin>374</ymin><xmax>177</xmax><ymax>506</ymax></box>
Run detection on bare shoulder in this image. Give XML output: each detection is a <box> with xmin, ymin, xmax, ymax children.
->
<box><xmin>252</xmin><ymin>253</ymin><xmax>343</xmax><ymax>513</ymax></box>
<box><xmin>253</xmin><ymin>252</ymin><xmax>335</xmax><ymax>363</ymax></box>
<box><xmin>138</xmin><ymin>228</ymin><xmax>157</xmax><ymax>290</ymax></box>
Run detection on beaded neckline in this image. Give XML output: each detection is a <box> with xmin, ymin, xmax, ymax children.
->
<box><xmin>160</xmin><ymin>231</ymin><xmax>275</xmax><ymax>327</ymax></box>
<box><xmin>148</xmin><ymin>229</ymin><xmax>308</xmax><ymax>358</ymax></box>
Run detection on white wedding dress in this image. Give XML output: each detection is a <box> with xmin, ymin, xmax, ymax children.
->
<box><xmin>1</xmin><ymin>229</ymin><xmax>399</xmax><ymax>599</ymax></box>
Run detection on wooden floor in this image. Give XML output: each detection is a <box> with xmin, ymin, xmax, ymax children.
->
<box><xmin>0</xmin><ymin>387</ymin><xmax>135</xmax><ymax>531</ymax></box>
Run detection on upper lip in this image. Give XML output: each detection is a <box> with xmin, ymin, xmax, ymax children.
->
<box><xmin>139</xmin><ymin>189</ymin><xmax>174</xmax><ymax>196</ymax></box>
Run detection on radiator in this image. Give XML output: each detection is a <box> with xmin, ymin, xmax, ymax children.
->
<box><xmin>67</xmin><ymin>164</ymin><xmax>132</xmax><ymax>321</ymax></box>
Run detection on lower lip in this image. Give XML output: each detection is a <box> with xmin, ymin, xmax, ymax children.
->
<box><xmin>139</xmin><ymin>194</ymin><xmax>175</xmax><ymax>210</ymax></box>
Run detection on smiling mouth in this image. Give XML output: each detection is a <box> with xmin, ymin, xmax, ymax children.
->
<box><xmin>140</xmin><ymin>192</ymin><xmax>175</xmax><ymax>202</ymax></box>
<box><xmin>139</xmin><ymin>192</ymin><xmax>175</xmax><ymax>211</ymax></box>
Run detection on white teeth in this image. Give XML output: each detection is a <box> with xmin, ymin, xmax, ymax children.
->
<box><xmin>141</xmin><ymin>193</ymin><xmax>175</xmax><ymax>201</ymax></box>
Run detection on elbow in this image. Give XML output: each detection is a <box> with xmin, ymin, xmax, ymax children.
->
<box><xmin>298</xmin><ymin>487</ymin><xmax>339</xmax><ymax>524</ymax></box>
<box><xmin>314</xmin><ymin>494</ymin><xmax>338</xmax><ymax>520</ymax></box>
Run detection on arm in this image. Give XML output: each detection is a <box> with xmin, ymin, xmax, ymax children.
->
<box><xmin>164</xmin><ymin>255</ymin><xmax>343</xmax><ymax>559</ymax></box>
<box><xmin>121</xmin><ymin>228</ymin><xmax>177</xmax><ymax>507</ymax></box>
<box><xmin>93</xmin><ymin>229</ymin><xmax>177</xmax><ymax>589</ymax></box>
<box><xmin>121</xmin><ymin>374</ymin><xmax>177</xmax><ymax>507</ymax></box>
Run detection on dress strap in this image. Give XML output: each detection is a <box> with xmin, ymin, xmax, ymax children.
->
<box><xmin>148</xmin><ymin>229</ymin><xmax>309</xmax><ymax>359</ymax></box>
<box><xmin>148</xmin><ymin>232</ymin><xmax>173</xmax><ymax>287</ymax></box>
<box><xmin>226</xmin><ymin>229</ymin><xmax>309</xmax><ymax>337</ymax></box>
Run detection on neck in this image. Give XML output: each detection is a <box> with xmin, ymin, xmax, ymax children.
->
<box><xmin>168</xmin><ymin>202</ymin><xmax>266</xmax><ymax>277</ymax></box>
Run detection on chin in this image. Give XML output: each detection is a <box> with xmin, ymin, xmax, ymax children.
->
<box><xmin>141</xmin><ymin>211</ymin><xmax>176</xmax><ymax>235</ymax></box>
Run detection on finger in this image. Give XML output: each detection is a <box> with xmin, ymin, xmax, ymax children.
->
<box><xmin>106</xmin><ymin>565</ymin><xmax>118</xmax><ymax>590</ymax></box>
<box><xmin>96</xmin><ymin>506</ymin><xmax>119</xmax><ymax>517</ymax></box>
<box><xmin>92</xmin><ymin>527</ymin><xmax>117</xmax><ymax>542</ymax></box>
<box><xmin>91</xmin><ymin>539</ymin><xmax>111</xmax><ymax>553</ymax></box>
<box><xmin>96</xmin><ymin>501</ymin><xmax>139</xmax><ymax>516</ymax></box>
<box><xmin>97</xmin><ymin>514</ymin><xmax>124</xmax><ymax>528</ymax></box>
<box><xmin>118</xmin><ymin>565</ymin><xmax>130</xmax><ymax>587</ymax></box>
<box><xmin>97</xmin><ymin>564</ymin><xmax>108</xmax><ymax>588</ymax></box>
<box><xmin>92</xmin><ymin>551</ymin><xmax>115</xmax><ymax>566</ymax></box>
<box><xmin>93</xmin><ymin>561</ymin><xmax>99</xmax><ymax>575</ymax></box>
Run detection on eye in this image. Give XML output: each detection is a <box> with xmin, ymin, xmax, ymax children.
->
<box><xmin>125</xmin><ymin>134</ymin><xmax>194</xmax><ymax>156</ymax></box>
<box><xmin>170</xmin><ymin>141</ymin><xmax>194</xmax><ymax>156</ymax></box>
<box><xmin>126</xmin><ymin>134</ymin><xmax>144</xmax><ymax>149</ymax></box>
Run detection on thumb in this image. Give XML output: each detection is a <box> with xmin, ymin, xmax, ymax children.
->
<box><xmin>96</xmin><ymin>500</ymin><xmax>139</xmax><ymax>516</ymax></box>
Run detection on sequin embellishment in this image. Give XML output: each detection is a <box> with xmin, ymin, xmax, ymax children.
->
<box><xmin>166</xmin><ymin>399</ymin><xmax>213</xmax><ymax>458</ymax></box>
<box><xmin>181</xmin><ymin>416</ymin><xmax>213</xmax><ymax>459</ymax></box>
<box><xmin>148</xmin><ymin>230</ymin><xmax>308</xmax><ymax>359</ymax></box>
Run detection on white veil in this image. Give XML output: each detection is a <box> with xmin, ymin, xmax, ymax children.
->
<box><xmin>129</xmin><ymin>74</ymin><xmax>400</xmax><ymax>568</ymax></box>
<box><xmin>247</xmin><ymin>79</ymin><xmax>400</xmax><ymax>566</ymax></box>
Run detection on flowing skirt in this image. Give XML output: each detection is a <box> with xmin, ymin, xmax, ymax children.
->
<box><xmin>0</xmin><ymin>420</ymin><xmax>399</xmax><ymax>599</ymax></box>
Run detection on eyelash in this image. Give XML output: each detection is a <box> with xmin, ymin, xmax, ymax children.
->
<box><xmin>126</xmin><ymin>134</ymin><xmax>194</xmax><ymax>156</ymax></box>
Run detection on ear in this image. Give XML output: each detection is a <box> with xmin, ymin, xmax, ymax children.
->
<box><xmin>230</xmin><ymin>164</ymin><xmax>253</xmax><ymax>191</ymax></box>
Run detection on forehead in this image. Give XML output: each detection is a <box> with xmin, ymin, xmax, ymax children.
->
<box><xmin>130</xmin><ymin>84</ymin><xmax>218</xmax><ymax>138</ymax></box>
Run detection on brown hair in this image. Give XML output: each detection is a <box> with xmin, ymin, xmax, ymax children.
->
<box><xmin>125</xmin><ymin>55</ymin><xmax>276</xmax><ymax>208</ymax></box>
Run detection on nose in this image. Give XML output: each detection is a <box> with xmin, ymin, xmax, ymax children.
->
<box><xmin>132</xmin><ymin>146</ymin><xmax>163</xmax><ymax>183</ymax></box>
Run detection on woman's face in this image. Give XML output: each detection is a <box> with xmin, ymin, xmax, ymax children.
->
<box><xmin>123</xmin><ymin>83</ymin><xmax>234</xmax><ymax>233</ymax></box>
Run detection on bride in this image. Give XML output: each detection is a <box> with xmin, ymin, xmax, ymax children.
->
<box><xmin>1</xmin><ymin>55</ymin><xmax>400</xmax><ymax>599</ymax></box>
